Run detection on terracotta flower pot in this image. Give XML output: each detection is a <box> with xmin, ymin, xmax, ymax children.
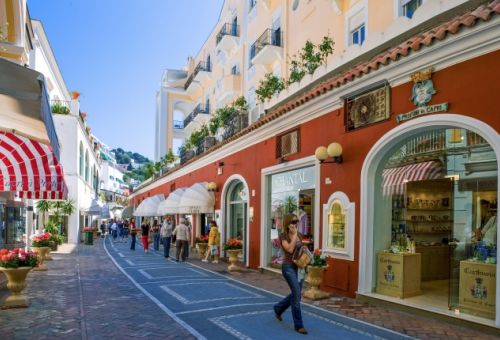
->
<box><xmin>303</xmin><ymin>265</ymin><xmax>329</xmax><ymax>300</ymax></box>
<box><xmin>197</xmin><ymin>243</ymin><xmax>208</xmax><ymax>259</ymax></box>
<box><xmin>0</xmin><ymin>266</ymin><xmax>32</xmax><ymax>308</ymax></box>
<box><xmin>71</xmin><ymin>91</ymin><xmax>80</xmax><ymax>100</ymax></box>
<box><xmin>226</xmin><ymin>249</ymin><xmax>242</xmax><ymax>272</ymax></box>
<box><xmin>31</xmin><ymin>246</ymin><xmax>51</xmax><ymax>271</ymax></box>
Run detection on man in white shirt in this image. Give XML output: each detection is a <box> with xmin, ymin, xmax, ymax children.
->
<box><xmin>110</xmin><ymin>221</ymin><xmax>118</xmax><ymax>242</ymax></box>
<box><xmin>173</xmin><ymin>218</ymin><xmax>190</xmax><ymax>262</ymax></box>
<box><xmin>160</xmin><ymin>216</ymin><xmax>173</xmax><ymax>258</ymax></box>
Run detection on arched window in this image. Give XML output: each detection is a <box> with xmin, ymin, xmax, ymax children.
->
<box><xmin>91</xmin><ymin>164</ymin><xmax>95</xmax><ymax>187</ymax></box>
<box><xmin>79</xmin><ymin>142</ymin><xmax>84</xmax><ymax>176</ymax></box>
<box><xmin>85</xmin><ymin>151</ymin><xmax>89</xmax><ymax>182</ymax></box>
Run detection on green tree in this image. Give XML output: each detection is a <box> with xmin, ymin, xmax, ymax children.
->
<box><xmin>36</xmin><ymin>200</ymin><xmax>51</xmax><ymax>228</ymax></box>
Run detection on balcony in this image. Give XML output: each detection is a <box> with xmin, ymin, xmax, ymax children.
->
<box><xmin>250</xmin><ymin>28</ymin><xmax>283</xmax><ymax>66</ymax></box>
<box><xmin>184</xmin><ymin>61</ymin><xmax>212</xmax><ymax>92</ymax></box>
<box><xmin>173</xmin><ymin>120</ymin><xmax>184</xmax><ymax>129</ymax></box>
<box><xmin>216</xmin><ymin>23</ymin><xmax>240</xmax><ymax>53</ymax></box>
<box><xmin>216</xmin><ymin>74</ymin><xmax>242</xmax><ymax>107</ymax></box>
<box><xmin>183</xmin><ymin>104</ymin><xmax>210</xmax><ymax>131</ymax></box>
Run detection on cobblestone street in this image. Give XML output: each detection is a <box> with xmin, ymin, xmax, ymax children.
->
<box><xmin>0</xmin><ymin>238</ymin><xmax>498</xmax><ymax>339</ymax></box>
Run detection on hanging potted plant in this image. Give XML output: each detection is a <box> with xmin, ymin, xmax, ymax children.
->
<box><xmin>71</xmin><ymin>91</ymin><xmax>80</xmax><ymax>100</ymax></box>
<box><xmin>0</xmin><ymin>248</ymin><xmax>39</xmax><ymax>308</ymax></box>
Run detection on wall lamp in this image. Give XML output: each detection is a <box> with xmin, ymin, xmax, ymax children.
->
<box><xmin>315</xmin><ymin>142</ymin><xmax>343</xmax><ymax>164</ymax></box>
<box><xmin>206</xmin><ymin>181</ymin><xmax>218</xmax><ymax>192</ymax></box>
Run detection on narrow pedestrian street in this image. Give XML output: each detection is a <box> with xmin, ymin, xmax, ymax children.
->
<box><xmin>1</xmin><ymin>239</ymin><xmax>497</xmax><ymax>339</ymax></box>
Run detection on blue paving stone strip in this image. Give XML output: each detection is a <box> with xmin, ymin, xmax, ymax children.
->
<box><xmin>105</xmin><ymin>237</ymin><xmax>414</xmax><ymax>340</ymax></box>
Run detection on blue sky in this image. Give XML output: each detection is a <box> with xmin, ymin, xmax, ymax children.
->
<box><xmin>28</xmin><ymin>0</ymin><xmax>224</xmax><ymax>161</ymax></box>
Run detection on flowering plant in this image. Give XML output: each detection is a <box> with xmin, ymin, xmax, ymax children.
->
<box><xmin>310</xmin><ymin>248</ymin><xmax>328</xmax><ymax>267</ymax></box>
<box><xmin>0</xmin><ymin>248</ymin><xmax>39</xmax><ymax>268</ymax></box>
<box><xmin>195</xmin><ymin>235</ymin><xmax>209</xmax><ymax>243</ymax></box>
<box><xmin>223</xmin><ymin>238</ymin><xmax>243</xmax><ymax>250</ymax></box>
<box><xmin>31</xmin><ymin>232</ymin><xmax>52</xmax><ymax>247</ymax></box>
<box><xmin>83</xmin><ymin>227</ymin><xmax>97</xmax><ymax>232</ymax></box>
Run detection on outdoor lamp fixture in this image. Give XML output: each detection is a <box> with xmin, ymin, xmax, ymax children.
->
<box><xmin>206</xmin><ymin>181</ymin><xmax>218</xmax><ymax>192</ymax></box>
<box><xmin>315</xmin><ymin>142</ymin><xmax>343</xmax><ymax>164</ymax></box>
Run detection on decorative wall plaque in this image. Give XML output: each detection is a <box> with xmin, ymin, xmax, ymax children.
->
<box><xmin>345</xmin><ymin>85</ymin><xmax>390</xmax><ymax>131</ymax></box>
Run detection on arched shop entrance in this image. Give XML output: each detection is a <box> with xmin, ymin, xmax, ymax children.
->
<box><xmin>359</xmin><ymin>114</ymin><xmax>499</xmax><ymax>326</ymax></box>
<box><xmin>223</xmin><ymin>178</ymin><xmax>249</xmax><ymax>264</ymax></box>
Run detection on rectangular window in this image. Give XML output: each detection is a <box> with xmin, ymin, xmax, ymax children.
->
<box><xmin>231</xmin><ymin>65</ymin><xmax>238</xmax><ymax>75</ymax></box>
<box><xmin>402</xmin><ymin>0</ymin><xmax>422</xmax><ymax>19</ymax></box>
<box><xmin>276</xmin><ymin>129</ymin><xmax>300</xmax><ymax>159</ymax></box>
<box><xmin>351</xmin><ymin>24</ymin><xmax>365</xmax><ymax>45</ymax></box>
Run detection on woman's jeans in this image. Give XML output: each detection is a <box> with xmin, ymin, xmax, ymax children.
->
<box><xmin>130</xmin><ymin>234</ymin><xmax>136</xmax><ymax>250</ymax></box>
<box><xmin>274</xmin><ymin>264</ymin><xmax>304</xmax><ymax>329</ymax></box>
<box><xmin>162</xmin><ymin>236</ymin><xmax>171</xmax><ymax>257</ymax></box>
<box><xmin>153</xmin><ymin>232</ymin><xmax>160</xmax><ymax>251</ymax></box>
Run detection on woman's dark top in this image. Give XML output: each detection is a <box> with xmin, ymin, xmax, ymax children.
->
<box><xmin>141</xmin><ymin>224</ymin><xmax>149</xmax><ymax>236</ymax></box>
<box><xmin>279</xmin><ymin>232</ymin><xmax>302</xmax><ymax>265</ymax></box>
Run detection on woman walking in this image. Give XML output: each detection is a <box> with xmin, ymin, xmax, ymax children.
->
<box><xmin>160</xmin><ymin>216</ymin><xmax>173</xmax><ymax>258</ymax></box>
<box><xmin>202</xmin><ymin>221</ymin><xmax>220</xmax><ymax>263</ymax></box>
<box><xmin>151</xmin><ymin>219</ymin><xmax>161</xmax><ymax>251</ymax></box>
<box><xmin>273</xmin><ymin>213</ymin><xmax>307</xmax><ymax>335</ymax></box>
<box><xmin>129</xmin><ymin>218</ymin><xmax>137</xmax><ymax>250</ymax></box>
<box><xmin>141</xmin><ymin>221</ymin><xmax>150</xmax><ymax>253</ymax></box>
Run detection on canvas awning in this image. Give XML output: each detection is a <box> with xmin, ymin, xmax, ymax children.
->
<box><xmin>121</xmin><ymin>205</ymin><xmax>134</xmax><ymax>219</ymax></box>
<box><xmin>0</xmin><ymin>131</ymin><xmax>68</xmax><ymax>199</ymax></box>
<box><xmin>178</xmin><ymin>182</ymin><xmax>215</xmax><ymax>214</ymax></box>
<box><xmin>382</xmin><ymin>161</ymin><xmax>444</xmax><ymax>196</ymax></box>
<box><xmin>134</xmin><ymin>194</ymin><xmax>164</xmax><ymax>217</ymax></box>
<box><xmin>0</xmin><ymin>58</ymin><xmax>60</xmax><ymax>160</ymax></box>
<box><xmin>84</xmin><ymin>199</ymin><xmax>104</xmax><ymax>216</ymax></box>
<box><xmin>157</xmin><ymin>188</ymin><xmax>186</xmax><ymax>215</ymax></box>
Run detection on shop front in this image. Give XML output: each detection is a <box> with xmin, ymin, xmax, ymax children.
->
<box><xmin>222</xmin><ymin>176</ymin><xmax>249</xmax><ymax>264</ymax></box>
<box><xmin>262</xmin><ymin>159</ymin><xmax>319</xmax><ymax>270</ymax></box>
<box><xmin>358</xmin><ymin>114</ymin><xmax>499</xmax><ymax>326</ymax></box>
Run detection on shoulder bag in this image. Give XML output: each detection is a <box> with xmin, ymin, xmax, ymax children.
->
<box><xmin>293</xmin><ymin>245</ymin><xmax>312</xmax><ymax>269</ymax></box>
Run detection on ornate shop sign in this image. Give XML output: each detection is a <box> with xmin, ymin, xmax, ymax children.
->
<box><xmin>345</xmin><ymin>84</ymin><xmax>390</xmax><ymax>131</ymax></box>
<box><xmin>459</xmin><ymin>260</ymin><xmax>496</xmax><ymax>319</ymax></box>
<box><xmin>397</xmin><ymin>68</ymin><xmax>448</xmax><ymax>123</ymax></box>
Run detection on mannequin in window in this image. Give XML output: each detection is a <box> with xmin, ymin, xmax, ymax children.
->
<box><xmin>297</xmin><ymin>207</ymin><xmax>309</xmax><ymax>236</ymax></box>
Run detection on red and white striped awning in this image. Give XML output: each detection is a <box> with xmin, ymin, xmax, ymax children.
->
<box><xmin>0</xmin><ymin>131</ymin><xmax>67</xmax><ymax>200</ymax></box>
<box><xmin>382</xmin><ymin>161</ymin><xmax>444</xmax><ymax>196</ymax></box>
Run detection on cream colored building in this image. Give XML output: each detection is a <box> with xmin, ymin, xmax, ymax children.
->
<box><xmin>154</xmin><ymin>0</ymin><xmax>465</xmax><ymax>161</ymax></box>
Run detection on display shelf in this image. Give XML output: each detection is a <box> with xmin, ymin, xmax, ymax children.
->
<box><xmin>405</xmin><ymin>220</ymin><xmax>452</xmax><ymax>223</ymax></box>
<box><xmin>405</xmin><ymin>208</ymin><xmax>452</xmax><ymax>211</ymax></box>
<box><xmin>410</xmin><ymin>231</ymin><xmax>452</xmax><ymax>234</ymax></box>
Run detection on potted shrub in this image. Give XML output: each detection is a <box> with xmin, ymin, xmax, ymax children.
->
<box><xmin>0</xmin><ymin>248</ymin><xmax>39</xmax><ymax>308</ymax></box>
<box><xmin>71</xmin><ymin>91</ymin><xmax>80</xmax><ymax>100</ymax></box>
<box><xmin>303</xmin><ymin>248</ymin><xmax>330</xmax><ymax>300</ymax></box>
<box><xmin>31</xmin><ymin>232</ymin><xmax>52</xmax><ymax>271</ymax></box>
<box><xmin>195</xmin><ymin>235</ymin><xmax>209</xmax><ymax>259</ymax></box>
<box><xmin>223</xmin><ymin>238</ymin><xmax>243</xmax><ymax>272</ymax></box>
<box><xmin>51</xmin><ymin>102</ymin><xmax>70</xmax><ymax>115</ymax></box>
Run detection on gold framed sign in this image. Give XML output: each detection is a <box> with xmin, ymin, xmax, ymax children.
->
<box><xmin>345</xmin><ymin>85</ymin><xmax>390</xmax><ymax>131</ymax></box>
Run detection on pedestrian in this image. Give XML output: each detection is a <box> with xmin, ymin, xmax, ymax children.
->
<box><xmin>184</xmin><ymin>219</ymin><xmax>192</xmax><ymax>259</ymax></box>
<box><xmin>122</xmin><ymin>219</ymin><xmax>129</xmax><ymax>242</ymax></box>
<box><xmin>99</xmin><ymin>221</ymin><xmax>106</xmax><ymax>238</ymax></box>
<box><xmin>141</xmin><ymin>221</ymin><xmax>150</xmax><ymax>253</ymax></box>
<box><xmin>110</xmin><ymin>220</ymin><xmax>118</xmax><ymax>242</ymax></box>
<box><xmin>202</xmin><ymin>221</ymin><xmax>220</xmax><ymax>263</ymax></box>
<box><xmin>129</xmin><ymin>218</ymin><xmax>137</xmax><ymax>250</ymax></box>
<box><xmin>151</xmin><ymin>219</ymin><xmax>160</xmax><ymax>251</ymax></box>
<box><xmin>273</xmin><ymin>213</ymin><xmax>307</xmax><ymax>335</ymax></box>
<box><xmin>160</xmin><ymin>216</ymin><xmax>173</xmax><ymax>258</ymax></box>
<box><xmin>117</xmin><ymin>220</ymin><xmax>124</xmax><ymax>242</ymax></box>
<box><xmin>172</xmin><ymin>217</ymin><xmax>190</xmax><ymax>262</ymax></box>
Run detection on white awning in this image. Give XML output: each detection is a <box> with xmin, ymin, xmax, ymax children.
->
<box><xmin>157</xmin><ymin>188</ymin><xmax>186</xmax><ymax>215</ymax></box>
<box><xmin>0</xmin><ymin>58</ymin><xmax>60</xmax><ymax>159</ymax></box>
<box><xmin>84</xmin><ymin>198</ymin><xmax>104</xmax><ymax>216</ymax></box>
<box><xmin>121</xmin><ymin>206</ymin><xmax>134</xmax><ymax>219</ymax></box>
<box><xmin>134</xmin><ymin>194</ymin><xmax>165</xmax><ymax>217</ymax></box>
<box><xmin>178</xmin><ymin>182</ymin><xmax>215</xmax><ymax>214</ymax></box>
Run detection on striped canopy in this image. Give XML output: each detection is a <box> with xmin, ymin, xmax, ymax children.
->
<box><xmin>382</xmin><ymin>161</ymin><xmax>444</xmax><ymax>196</ymax></box>
<box><xmin>0</xmin><ymin>131</ymin><xmax>67</xmax><ymax>199</ymax></box>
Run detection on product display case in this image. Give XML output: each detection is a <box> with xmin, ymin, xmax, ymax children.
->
<box><xmin>376</xmin><ymin>252</ymin><xmax>421</xmax><ymax>298</ymax></box>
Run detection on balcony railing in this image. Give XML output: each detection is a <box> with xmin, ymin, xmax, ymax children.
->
<box><xmin>216</xmin><ymin>23</ymin><xmax>240</xmax><ymax>45</ymax></box>
<box><xmin>250</xmin><ymin>28</ymin><xmax>283</xmax><ymax>60</ymax></box>
<box><xmin>183</xmin><ymin>104</ymin><xmax>210</xmax><ymax>128</ymax></box>
<box><xmin>221</xmin><ymin>112</ymin><xmax>249</xmax><ymax>140</ymax></box>
<box><xmin>50</xmin><ymin>100</ymin><xmax>71</xmax><ymax>115</ymax></box>
<box><xmin>184</xmin><ymin>61</ymin><xmax>212</xmax><ymax>90</ymax></box>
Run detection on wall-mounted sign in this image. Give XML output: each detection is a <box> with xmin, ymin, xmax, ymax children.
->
<box><xmin>345</xmin><ymin>85</ymin><xmax>390</xmax><ymax>131</ymax></box>
<box><xmin>396</xmin><ymin>103</ymin><xmax>448</xmax><ymax>123</ymax></box>
<box><xmin>397</xmin><ymin>68</ymin><xmax>448</xmax><ymax>123</ymax></box>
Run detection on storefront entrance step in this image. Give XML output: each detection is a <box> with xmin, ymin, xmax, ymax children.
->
<box><xmin>356</xmin><ymin>293</ymin><xmax>499</xmax><ymax>336</ymax></box>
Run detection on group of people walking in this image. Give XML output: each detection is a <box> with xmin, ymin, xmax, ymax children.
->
<box><xmin>104</xmin><ymin>213</ymin><xmax>307</xmax><ymax>335</ymax></box>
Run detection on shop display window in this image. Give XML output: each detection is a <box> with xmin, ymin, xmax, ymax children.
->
<box><xmin>267</xmin><ymin>166</ymin><xmax>315</xmax><ymax>268</ymax></box>
<box><xmin>323</xmin><ymin>191</ymin><xmax>355</xmax><ymax>260</ymax></box>
<box><xmin>374</xmin><ymin>127</ymin><xmax>497</xmax><ymax>321</ymax></box>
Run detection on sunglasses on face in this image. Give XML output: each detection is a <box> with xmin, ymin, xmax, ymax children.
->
<box><xmin>290</xmin><ymin>220</ymin><xmax>299</xmax><ymax>225</ymax></box>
